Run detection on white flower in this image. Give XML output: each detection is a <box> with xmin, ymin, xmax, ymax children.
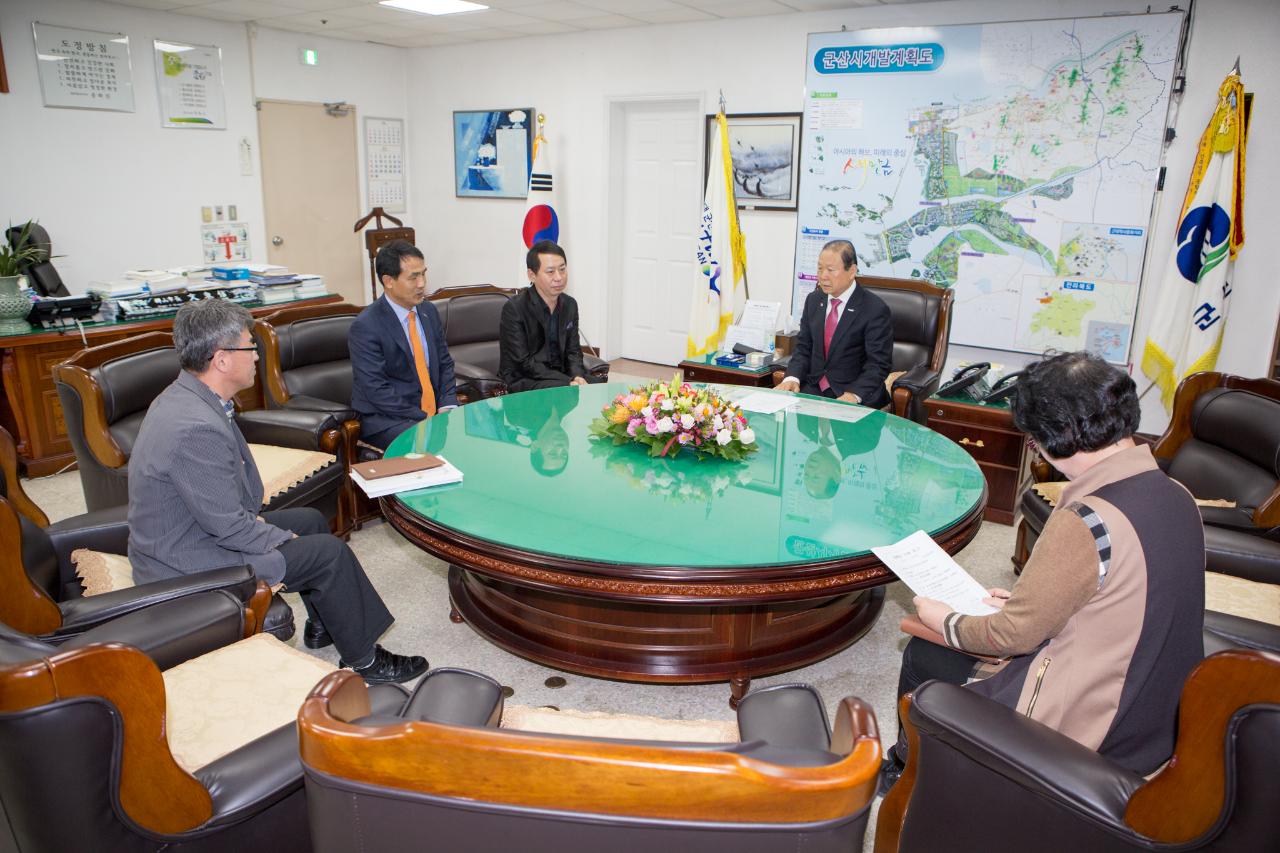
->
<box><xmin>680</xmin><ymin>413</ymin><xmax>695</xmax><ymax>430</ymax></box>
<box><xmin>716</xmin><ymin>429</ymin><xmax>731</xmax><ymax>446</ymax></box>
<box><xmin>641</xmin><ymin>406</ymin><xmax>653</xmax><ymax>418</ymax></box>
<box><xmin>713</xmin><ymin>415</ymin><xmax>724</xmax><ymax>431</ymax></box>
<box><xmin>739</xmin><ymin>427</ymin><xmax>756</xmax><ymax>445</ymax></box>
<box><xmin>656</xmin><ymin>416</ymin><xmax>675</xmax><ymax>433</ymax></box>
<box><xmin>660</xmin><ymin>398</ymin><xmax>674</xmax><ymax>411</ymax></box>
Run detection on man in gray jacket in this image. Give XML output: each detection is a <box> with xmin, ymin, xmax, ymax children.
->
<box><xmin>128</xmin><ymin>299</ymin><xmax>427</xmax><ymax>683</ymax></box>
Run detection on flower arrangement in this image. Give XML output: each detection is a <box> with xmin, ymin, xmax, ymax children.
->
<box><xmin>589</xmin><ymin>375</ymin><xmax>757</xmax><ymax>461</ymax></box>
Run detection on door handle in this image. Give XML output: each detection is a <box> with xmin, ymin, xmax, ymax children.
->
<box><xmin>272</xmin><ymin>236</ymin><xmax>284</xmax><ymax>246</ymax></box>
<box><xmin>959</xmin><ymin>437</ymin><xmax>985</xmax><ymax>448</ymax></box>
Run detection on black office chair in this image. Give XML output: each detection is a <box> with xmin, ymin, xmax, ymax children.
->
<box><xmin>5</xmin><ymin>222</ymin><xmax>70</xmax><ymax>297</ymax></box>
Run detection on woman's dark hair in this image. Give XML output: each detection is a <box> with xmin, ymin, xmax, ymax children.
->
<box><xmin>1010</xmin><ymin>351</ymin><xmax>1140</xmax><ymax>459</ymax></box>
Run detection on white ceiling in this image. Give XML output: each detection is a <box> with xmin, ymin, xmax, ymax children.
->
<box><xmin>100</xmin><ymin>0</ymin><xmax>931</xmax><ymax>48</ymax></box>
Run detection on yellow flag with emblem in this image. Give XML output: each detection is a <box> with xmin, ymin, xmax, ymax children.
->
<box><xmin>1141</xmin><ymin>67</ymin><xmax>1249</xmax><ymax>411</ymax></box>
<box><xmin>687</xmin><ymin>111</ymin><xmax>747</xmax><ymax>357</ymax></box>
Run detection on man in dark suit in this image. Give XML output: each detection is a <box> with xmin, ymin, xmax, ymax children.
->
<box><xmin>777</xmin><ymin>240</ymin><xmax>893</xmax><ymax>409</ymax></box>
<box><xmin>350</xmin><ymin>240</ymin><xmax>459</xmax><ymax>450</ymax></box>
<box><xmin>499</xmin><ymin>240</ymin><xmax>592</xmax><ymax>393</ymax></box>
<box><xmin>128</xmin><ymin>299</ymin><xmax>427</xmax><ymax>683</ymax></box>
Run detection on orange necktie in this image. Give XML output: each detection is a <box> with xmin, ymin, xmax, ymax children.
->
<box><xmin>406</xmin><ymin>310</ymin><xmax>437</xmax><ymax>416</ymax></box>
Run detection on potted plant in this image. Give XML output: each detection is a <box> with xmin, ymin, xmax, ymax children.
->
<box><xmin>0</xmin><ymin>221</ymin><xmax>47</xmax><ymax>333</ymax></box>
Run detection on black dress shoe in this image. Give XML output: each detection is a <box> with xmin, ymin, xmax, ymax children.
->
<box><xmin>877</xmin><ymin>754</ymin><xmax>907</xmax><ymax>798</ymax></box>
<box><xmin>343</xmin><ymin>645</ymin><xmax>429</xmax><ymax>684</ymax></box>
<box><xmin>303</xmin><ymin>619</ymin><xmax>333</xmax><ymax>649</ymax></box>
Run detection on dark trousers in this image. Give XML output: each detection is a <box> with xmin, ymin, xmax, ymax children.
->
<box><xmin>263</xmin><ymin>508</ymin><xmax>394</xmax><ymax>663</ymax></box>
<box><xmin>892</xmin><ymin>637</ymin><xmax>981</xmax><ymax>761</ymax></box>
<box><xmin>363</xmin><ymin>418</ymin><xmax>420</xmax><ymax>452</ymax></box>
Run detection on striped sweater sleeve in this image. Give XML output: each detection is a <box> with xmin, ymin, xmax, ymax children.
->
<box><xmin>943</xmin><ymin>508</ymin><xmax>1100</xmax><ymax>657</ymax></box>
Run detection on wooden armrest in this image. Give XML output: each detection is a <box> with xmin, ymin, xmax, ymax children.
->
<box><xmin>0</xmin><ymin>496</ymin><xmax>61</xmax><ymax>634</ymax></box>
<box><xmin>300</xmin><ymin>671</ymin><xmax>880</xmax><ymax>824</ymax></box>
<box><xmin>1125</xmin><ymin>649</ymin><xmax>1280</xmax><ymax>842</ymax></box>
<box><xmin>0</xmin><ymin>643</ymin><xmax>213</xmax><ymax>833</ymax></box>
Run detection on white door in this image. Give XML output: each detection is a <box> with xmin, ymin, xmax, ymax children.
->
<box><xmin>618</xmin><ymin>100</ymin><xmax>701</xmax><ymax>364</ymax></box>
<box><xmin>258</xmin><ymin>100</ymin><xmax>366</xmax><ymax>306</ymax></box>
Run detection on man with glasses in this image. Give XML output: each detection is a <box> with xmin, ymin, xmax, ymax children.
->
<box><xmin>128</xmin><ymin>299</ymin><xmax>428</xmax><ymax>684</ymax></box>
<box><xmin>350</xmin><ymin>240</ymin><xmax>458</xmax><ymax>450</ymax></box>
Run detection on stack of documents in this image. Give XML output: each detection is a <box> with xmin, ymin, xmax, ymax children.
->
<box><xmin>349</xmin><ymin>454</ymin><xmax>463</xmax><ymax>498</ymax></box>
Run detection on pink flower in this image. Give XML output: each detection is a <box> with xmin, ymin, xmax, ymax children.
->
<box><xmin>626</xmin><ymin>418</ymin><xmax>640</xmax><ymax>436</ymax></box>
<box><xmin>677</xmin><ymin>433</ymin><xmax>691</xmax><ymax>445</ymax></box>
<box><xmin>645</xmin><ymin>418</ymin><xmax>660</xmax><ymax>435</ymax></box>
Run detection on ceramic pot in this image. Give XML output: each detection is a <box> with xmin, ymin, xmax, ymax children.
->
<box><xmin>0</xmin><ymin>276</ymin><xmax>32</xmax><ymax>334</ymax></box>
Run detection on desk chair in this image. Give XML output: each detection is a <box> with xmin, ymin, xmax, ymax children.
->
<box><xmin>299</xmin><ymin>669</ymin><xmax>880</xmax><ymax>853</ymax></box>
<box><xmin>874</xmin><ymin>649</ymin><xmax>1280</xmax><ymax>853</ymax></box>
<box><xmin>4</xmin><ymin>222</ymin><xmax>70</xmax><ymax>297</ymax></box>
<box><xmin>53</xmin><ymin>332</ymin><xmax>352</xmax><ymax>536</ymax></box>
<box><xmin>773</xmin><ymin>276</ymin><xmax>951</xmax><ymax>423</ymax></box>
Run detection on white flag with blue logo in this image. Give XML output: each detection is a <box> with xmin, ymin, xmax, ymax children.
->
<box><xmin>687</xmin><ymin>111</ymin><xmax>747</xmax><ymax>357</ymax></box>
<box><xmin>1141</xmin><ymin>68</ymin><xmax>1249</xmax><ymax>411</ymax></box>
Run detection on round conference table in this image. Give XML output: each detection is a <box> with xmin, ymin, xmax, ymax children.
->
<box><xmin>383</xmin><ymin>382</ymin><xmax>986</xmax><ymax>705</ymax></box>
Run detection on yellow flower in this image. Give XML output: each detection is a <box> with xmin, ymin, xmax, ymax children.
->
<box><xmin>609</xmin><ymin>404</ymin><xmax>632</xmax><ymax>424</ymax></box>
<box><xmin>627</xmin><ymin>397</ymin><xmax>646</xmax><ymax>412</ymax></box>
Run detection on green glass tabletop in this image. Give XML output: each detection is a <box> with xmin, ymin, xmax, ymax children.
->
<box><xmin>386</xmin><ymin>383</ymin><xmax>984</xmax><ymax>568</ymax></box>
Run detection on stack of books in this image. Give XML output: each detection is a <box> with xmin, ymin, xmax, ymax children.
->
<box><xmin>349</xmin><ymin>454</ymin><xmax>464</xmax><ymax>498</ymax></box>
<box><xmin>292</xmin><ymin>274</ymin><xmax>327</xmax><ymax>299</ymax></box>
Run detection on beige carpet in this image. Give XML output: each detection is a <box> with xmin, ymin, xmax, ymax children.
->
<box><xmin>23</xmin><ymin>378</ymin><xmax>1019</xmax><ymax>850</ymax></box>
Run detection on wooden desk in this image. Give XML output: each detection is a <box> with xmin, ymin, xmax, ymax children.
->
<box><xmin>678</xmin><ymin>354</ymin><xmax>781</xmax><ymax>388</ymax></box>
<box><xmin>0</xmin><ymin>294</ymin><xmax>340</xmax><ymax>476</ymax></box>
<box><xmin>925</xmin><ymin>393</ymin><xmax>1028</xmax><ymax>525</ymax></box>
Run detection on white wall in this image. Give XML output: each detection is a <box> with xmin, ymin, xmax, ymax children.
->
<box><xmin>405</xmin><ymin>0</ymin><xmax>1280</xmax><ymax>433</ymax></box>
<box><xmin>0</xmin><ymin>0</ymin><xmax>408</xmax><ymax>303</ymax></box>
<box><xmin>0</xmin><ymin>0</ymin><xmax>265</xmax><ymax>288</ymax></box>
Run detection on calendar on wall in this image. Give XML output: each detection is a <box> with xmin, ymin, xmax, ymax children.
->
<box><xmin>33</xmin><ymin>22</ymin><xmax>135</xmax><ymax>112</ymax></box>
<box><xmin>365</xmin><ymin>116</ymin><xmax>406</xmax><ymax>213</ymax></box>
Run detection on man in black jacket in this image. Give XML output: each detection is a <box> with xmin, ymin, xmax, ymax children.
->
<box><xmin>777</xmin><ymin>240</ymin><xmax>893</xmax><ymax>409</ymax></box>
<box><xmin>499</xmin><ymin>240</ymin><xmax>592</xmax><ymax>392</ymax></box>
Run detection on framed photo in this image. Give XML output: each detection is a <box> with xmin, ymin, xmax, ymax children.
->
<box><xmin>705</xmin><ymin>112</ymin><xmax>802</xmax><ymax>211</ymax></box>
<box><xmin>453</xmin><ymin>108</ymin><xmax>534</xmax><ymax>199</ymax></box>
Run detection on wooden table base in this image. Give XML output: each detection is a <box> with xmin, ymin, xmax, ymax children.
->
<box><xmin>448</xmin><ymin>567</ymin><xmax>886</xmax><ymax>706</ymax></box>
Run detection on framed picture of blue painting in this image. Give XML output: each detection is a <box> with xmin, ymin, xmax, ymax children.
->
<box><xmin>705</xmin><ymin>112</ymin><xmax>802</xmax><ymax>211</ymax></box>
<box><xmin>453</xmin><ymin>108</ymin><xmax>534</xmax><ymax>199</ymax></box>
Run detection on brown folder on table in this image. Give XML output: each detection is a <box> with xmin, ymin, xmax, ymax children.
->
<box><xmin>351</xmin><ymin>454</ymin><xmax>443</xmax><ymax>481</ymax></box>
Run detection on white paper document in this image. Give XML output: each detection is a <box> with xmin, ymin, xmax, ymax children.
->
<box><xmin>735</xmin><ymin>391</ymin><xmax>798</xmax><ymax>415</ymax></box>
<box><xmin>350</xmin><ymin>456</ymin><xmax>464</xmax><ymax>498</ymax></box>
<box><xmin>872</xmin><ymin>530</ymin><xmax>997</xmax><ymax>616</ymax></box>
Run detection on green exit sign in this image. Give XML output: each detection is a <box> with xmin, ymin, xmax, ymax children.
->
<box><xmin>299</xmin><ymin>48</ymin><xmax>319</xmax><ymax>66</ymax></box>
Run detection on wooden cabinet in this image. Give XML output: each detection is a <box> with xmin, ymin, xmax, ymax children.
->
<box><xmin>927</xmin><ymin>395</ymin><xmax>1028</xmax><ymax>525</ymax></box>
<box><xmin>678</xmin><ymin>358</ymin><xmax>780</xmax><ymax>388</ymax></box>
<box><xmin>0</xmin><ymin>295</ymin><xmax>340</xmax><ymax>476</ymax></box>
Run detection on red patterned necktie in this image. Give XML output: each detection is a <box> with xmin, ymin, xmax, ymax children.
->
<box><xmin>819</xmin><ymin>297</ymin><xmax>841</xmax><ymax>392</ymax></box>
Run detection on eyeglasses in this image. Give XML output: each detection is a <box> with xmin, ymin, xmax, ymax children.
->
<box><xmin>221</xmin><ymin>344</ymin><xmax>258</xmax><ymax>353</ymax></box>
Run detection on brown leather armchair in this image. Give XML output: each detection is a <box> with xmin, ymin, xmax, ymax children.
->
<box><xmin>875</xmin><ymin>649</ymin><xmax>1280</xmax><ymax>852</ymax></box>
<box><xmin>773</xmin><ymin>276</ymin><xmax>951</xmax><ymax>423</ymax></box>
<box><xmin>431</xmin><ymin>284</ymin><xmax>610</xmax><ymax>402</ymax></box>
<box><xmin>1014</xmin><ymin>372</ymin><xmax>1280</xmax><ymax>587</ymax></box>
<box><xmin>53</xmin><ymin>332</ymin><xmax>352</xmax><ymax>536</ymax></box>
<box><xmin>299</xmin><ymin>669</ymin><xmax>880</xmax><ymax>853</ymax></box>
<box><xmin>0</xmin><ymin>624</ymin><xmax>411</xmax><ymax>852</ymax></box>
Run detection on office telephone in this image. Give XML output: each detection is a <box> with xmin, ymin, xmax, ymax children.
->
<box><xmin>937</xmin><ymin>362</ymin><xmax>991</xmax><ymax>400</ymax></box>
<box><xmin>981</xmin><ymin>371</ymin><xmax>1023</xmax><ymax>404</ymax></box>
